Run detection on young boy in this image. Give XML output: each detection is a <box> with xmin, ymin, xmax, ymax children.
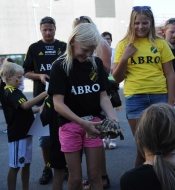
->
<box><xmin>0</xmin><ymin>61</ymin><xmax>47</xmax><ymax>190</ymax></box>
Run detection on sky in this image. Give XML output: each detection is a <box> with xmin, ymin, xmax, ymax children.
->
<box><xmin>134</xmin><ymin>0</ymin><xmax>175</xmax><ymax>26</ymax></box>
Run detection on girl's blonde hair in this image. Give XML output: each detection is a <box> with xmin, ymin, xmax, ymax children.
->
<box><xmin>0</xmin><ymin>61</ymin><xmax>24</xmax><ymax>83</ymax></box>
<box><xmin>59</xmin><ymin>23</ymin><xmax>102</xmax><ymax>75</ymax></box>
<box><xmin>122</xmin><ymin>8</ymin><xmax>162</xmax><ymax>44</ymax></box>
<box><xmin>135</xmin><ymin>103</ymin><xmax>175</xmax><ymax>190</ymax></box>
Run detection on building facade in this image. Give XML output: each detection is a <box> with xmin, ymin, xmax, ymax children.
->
<box><xmin>0</xmin><ymin>0</ymin><xmax>134</xmax><ymax>64</ymax></box>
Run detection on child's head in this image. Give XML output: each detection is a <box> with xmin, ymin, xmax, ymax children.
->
<box><xmin>63</xmin><ymin>23</ymin><xmax>102</xmax><ymax>74</ymax></box>
<box><xmin>135</xmin><ymin>103</ymin><xmax>175</xmax><ymax>189</ymax></box>
<box><xmin>135</xmin><ymin>103</ymin><xmax>175</xmax><ymax>155</ymax></box>
<box><xmin>124</xmin><ymin>6</ymin><xmax>158</xmax><ymax>43</ymax></box>
<box><xmin>164</xmin><ymin>18</ymin><xmax>175</xmax><ymax>47</ymax></box>
<box><xmin>72</xmin><ymin>16</ymin><xmax>95</xmax><ymax>28</ymax></box>
<box><xmin>0</xmin><ymin>61</ymin><xmax>24</xmax><ymax>87</ymax></box>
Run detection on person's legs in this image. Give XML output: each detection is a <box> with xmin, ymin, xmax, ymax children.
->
<box><xmin>41</xmin><ymin>146</ymin><xmax>50</xmax><ymax>165</ymax></box>
<box><xmin>52</xmin><ymin>168</ymin><xmax>65</xmax><ymax>190</ymax></box>
<box><xmin>126</xmin><ymin>94</ymin><xmax>168</xmax><ymax>167</ymax></box>
<box><xmin>38</xmin><ymin>136</ymin><xmax>52</xmax><ymax>184</ymax></box>
<box><xmin>65</xmin><ymin>151</ymin><xmax>82</xmax><ymax>190</ymax></box>
<box><xmin>85</xmin><ymin>146</ymin><xmax>103</xmax><ymax>190</ymax></box>
<box><xmin>100</xmin><ymin>146</ymin><xmax>110</xmax><ymax>188</ymax></box>
<box><xmin>7</xmin><ymin>167</ymin><xmax>20</xmax><ymax>190</ymax></box>
<box><xmin>128</xmin><ymin>118</ymin><xmax>145</xmax><ymax>166</ymax></box>
<box><xmin>8</xmin><ymin>137</ymin><xmax>32</xmax><ymax>190</ymax></box>
<box><xmin>125</xmin><ymin>95</ymin><xmax>148</xmax><ymax>167</ymax></box>
<box><xmin>21</xmin><ymin>163</ymin><xmax>30</xmax><ymax>190</ymax></box>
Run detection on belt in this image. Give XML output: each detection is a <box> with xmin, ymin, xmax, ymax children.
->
<box><xmin>81</xmin><ymin>115</ymin><xmax>94</xmax><ymax>121</ymax></box>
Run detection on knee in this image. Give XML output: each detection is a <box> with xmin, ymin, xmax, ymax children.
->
<box><xmin>88</xmin><ymin>170</ymin><xmax>101</xmax><ymax>183</ymax></box>
<box><xmin>69</xmin><ymin>174</ymin><xmax>82</xmax><ymax>187</ymax></box>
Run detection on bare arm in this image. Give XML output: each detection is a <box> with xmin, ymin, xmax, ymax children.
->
<box><xmin>162</xmin><ymin>61</ymin><xmax>175</xmax><ymax>106</ymax></box>
<box><xmin>113</xmin><ymin>43</ymin><xmax>137</xmax><ymax>83</ymax></box>
<box><xmin>20</xmin><ymin>91</ymin><xmax>47</xmax><ymax>110</ymax></box>
<box><xmin>97</xmin><ymin>40</ymin><xmax>111</xmax><ymax>74</ymax></box>
<box><xmin>53</xmin><ymin>94</ymin><xmax>101</xmax><ymax>138</ymax></box>
<box><xmin>24</xmin><ymin>72</ymin><xmax>50</xmax><ymax>85</ymax></box>
<box><xmin>100</xmin><ymin>91</ymin><xmax>119</xmax><ymax>123</ymax></box>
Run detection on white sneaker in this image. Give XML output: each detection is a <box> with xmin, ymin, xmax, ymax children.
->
<box><xmin>3</xmin><ymin>129</ymin><xmax>7</xmax><ymax>133</ymax></box>
<box><xmin>109</xmin><ymin>139</ymin><xmax>117</xmax><ymax>149</ymax></box>
<box><xmin>103</xmin><ymin>137</ymin><xmax>110</xmax><ymax>148</ymax></box>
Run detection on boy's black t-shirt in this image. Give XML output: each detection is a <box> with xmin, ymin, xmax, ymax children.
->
<box><xmin>23</xmin><ymin>39</ymin><xmax>66</xmax><ymax>105</ymax></box>
<box><xmin>48</xmin><ymin>57</ymin><xmax>109</xmax><ymax>126</ymax></box>
<box><xmin>4</xmin><ymin>86</ymin><xmax>34</xmax><ymax>142</ymax></box>
<box><xmin>120</xmin><ymin>164</ymin><xmax>161</xmax><ymax>190</ymax></box>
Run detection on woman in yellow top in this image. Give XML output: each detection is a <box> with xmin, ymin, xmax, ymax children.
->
<box><xmin>113</xmin><ymin>6</ymin><xmax>175</xmax><ymax>167</ymax></box>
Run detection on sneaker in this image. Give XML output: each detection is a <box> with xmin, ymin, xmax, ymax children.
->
<box><xmin>64</xmin><ymin>165</ymin><xmax>69</xmax><ymax>180</ymax></box>
<box><xmin>39</xmin><ymin>166</ymin><xmax>53</xmax><ymax>184</ymax></box>
<box><xmin>103</xmin><ymin>137</ymin><xmax>110</xmax><ymax>148</ymax></box>
<box><xmin>109</xmin><ymin>139</ymin><xmax>117</xmax><ymax>149</ymax></box>
<box><xmin>3</xmin><ymin>129</ymin><xmax>7</xmax><ymax>133</ymax></box>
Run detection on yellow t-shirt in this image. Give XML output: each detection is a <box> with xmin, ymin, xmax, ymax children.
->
<box><xmin>114</xmin><ymin>38</ymin><xmax>175</xmax><ymax>96</ymax></box>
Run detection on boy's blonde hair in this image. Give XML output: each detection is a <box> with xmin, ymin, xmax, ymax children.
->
<box><xmin>59</xmin><ymin>23</ymin><xmax>102</xmax><ymax>75</ymax></box>
<box><xmin>0</xmin><ymin>61</ymin><xmax>24</xmax><ymax>83</ymax></box>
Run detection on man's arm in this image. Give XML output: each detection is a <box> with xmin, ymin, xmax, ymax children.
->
<box><xmin>24</xmin><ymin>72</ymin><xmax>50</xmax><ymax>85</ymax></box>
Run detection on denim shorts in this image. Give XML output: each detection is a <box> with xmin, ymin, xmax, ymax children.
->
<box><xmin>125</xmin><ymin>94</ymin><xmax>168</xmax><ymax>119</ymax></box>
<box><xmin>38</xmin><ymin>136</ymin><xmax>50</xmax><ymax>147</ymax></box>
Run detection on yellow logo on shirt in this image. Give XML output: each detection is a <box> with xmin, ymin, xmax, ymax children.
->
<box><xmin>89</xmin><ymin>70</ymin><xmax>98</xmax><ymax>82</ymax></box>
<box><xmin>39</xmin><ymin>52</ymin><xmax>44</xmax><ymax>55</ymax></box>
<box><xmin>18</xmin><ymin>98</ymin><xmax>26</xmax><ymax>104</ymax></box>
<box><xmin>150</xmin><ymin>46</ymin><xmax>158</xmax><ymax>54</ymax></box>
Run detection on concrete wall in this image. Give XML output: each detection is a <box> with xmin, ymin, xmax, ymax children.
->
<box><xmin>0</xmin><ymin>0</ymin><xmax>134</xmax><ymax>55</ymax></box>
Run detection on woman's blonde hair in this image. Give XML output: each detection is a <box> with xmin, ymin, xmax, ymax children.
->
<box><xmin>72</xmin><ymin>16</ymin><xmax>105</xmax><ymax>61</ymax></box>
<box><xmin>0</xmin><ymin>61</ymin><xmax>24</xmax><ymax>83</ymax></box>
<box><xmin>135</xmin><ymin>103</ymin><xmax>175</xmax><ymax>190</ymax></box>
<box><xmin>72</xmin><ymin>16</ymin><xmax>95</xmax><ymax>28</ymax></box>
<box><xmin>122</xmin><ymin>8</ymin><xmax>162</xmax><ymax>44</ymax></box>
<box><xmin>59</xmin><ymin>23</ymin><xmax>102</xmax><ymax>75</ymax></box>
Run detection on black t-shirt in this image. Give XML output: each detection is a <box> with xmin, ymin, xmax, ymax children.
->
<box><xmin>23</xmin><ymin>39</ymin><xmax>66</xmax><ymax>105</ymax></box>
<box><xmin>4</xmin><ymin>86</ymin><xmax>34</xmax><ymax>142</ymax></box>
<box><xmin>120</xmin><ymin>164</ymin><xmax>161</xmax><ymax>190</ymax></box>
<box><xmin>48</xmin><ymin>57</ymin><xmax>109</xmax><ymax>126</ymax></box>
<box><xmin>0</xmin><ymin>77</ymin><xmax>6</xmax><ymax>101</ymax></box>
<box><xmin>40</xmin><ymin>95</ymin><xmax>61</xmax><ymax>149</ymax></box>
<box><xmin>171</xmin><ymin>48</ymin><xmax>175</xmax><ymax>71</ymax></box>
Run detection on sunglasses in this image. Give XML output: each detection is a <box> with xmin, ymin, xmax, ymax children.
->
<box><xmin>76</xmin><ymin>16</ymin><xmax>90</xmax><ymax>23</ymax></box>
<box><xmin>165</xmin><ymin>19</ymin><xmax>175</xmax><ymax>26</ymax></box>
<box><xmin>40</xmin><ymin>18</ymin><xmax>56</xmax><ymax>25</ymax></box>
<box><xmin>132</xmin><ymin>6</ymin><xmax>151</xmax><ymax>11</ymax></box>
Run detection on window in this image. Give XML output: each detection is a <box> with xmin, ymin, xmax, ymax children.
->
<box><xmin>95</xmin><ymin>0</ymin><xmax>116</xmax><ymax>17</ymax></box>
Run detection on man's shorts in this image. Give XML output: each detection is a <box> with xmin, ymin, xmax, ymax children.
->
<box><xmin>125</xmin><ymin>94</ymin><xmax>168</xmax><ymax>119</ymax></box>
<box><xmin>38</xmin><ymin>136</ymin><xmax>50</xmax><ymax>147</ymax></box>
<box><xmin>59</xmin><ymin>117</ymin><xmax>102</xmax><ymax>152</ymax></box>
<box><xmin>9</xmin><ymin>136</ymin><xmax>32</xmax><ymax>168</ymax></box>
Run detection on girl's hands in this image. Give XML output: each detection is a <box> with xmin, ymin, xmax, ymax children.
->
<box><xmin>81</xmin><ymin>120</ymin><xmax>102</xmax><ymax>139</ymax></box>
<box><xmin>122</xmin><ymin>43</ymin><xmax>137</xmax><ymax>60</ymax></box>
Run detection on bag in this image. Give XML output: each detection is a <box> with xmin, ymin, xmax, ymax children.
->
<box><xmin>106</xmin><ymin>80</ymin><xmax>122</xmax><ymax>108</ymax></box>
